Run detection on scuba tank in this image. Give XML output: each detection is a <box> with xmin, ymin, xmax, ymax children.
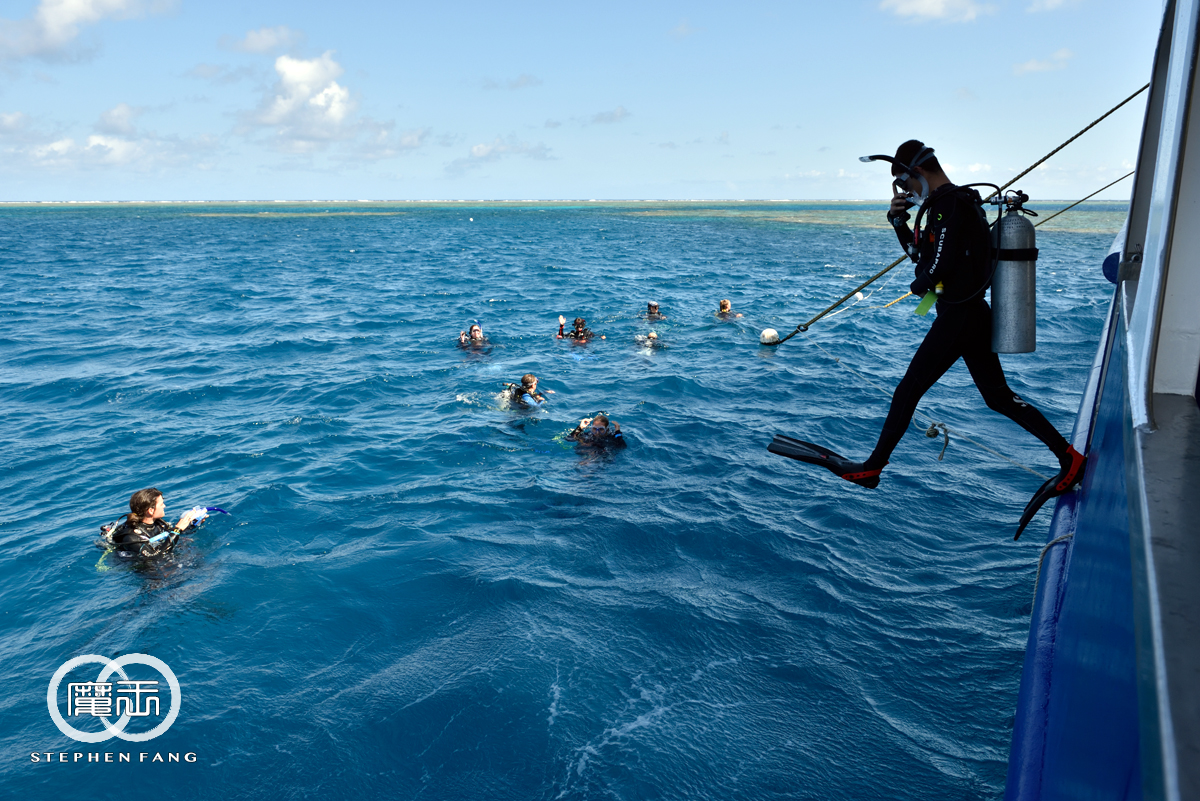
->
<box><xmin>990</xmin><ymin>191</ymin><xmax>1039</xmax><ymax>353</ymax></box>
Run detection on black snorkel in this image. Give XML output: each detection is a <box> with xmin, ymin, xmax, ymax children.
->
<box><xmin>859</xmin><ymin>146</ymin><xmax>937</xmax><ymax>207</ymax></box>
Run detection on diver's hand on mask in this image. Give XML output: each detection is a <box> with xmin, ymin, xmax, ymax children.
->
<box><xmin>889</xmin><ymin>192</ymin><xmax>913</xmax><ymax>216</ymax></box>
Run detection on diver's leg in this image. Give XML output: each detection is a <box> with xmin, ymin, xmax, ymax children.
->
<box><xmin>963</xmin><ymin>306</ymin><xmax>1087</xmax><ymax>536</ymax></box>
<box><xmin>960</xmin><ymin>308</ymin><xmax>1070</xmax><ymax>460</ymax></box>
<box><xmin>863</xmin><ymin>312</ymin><xmax>965</xmax><ymax>471</ymax></box>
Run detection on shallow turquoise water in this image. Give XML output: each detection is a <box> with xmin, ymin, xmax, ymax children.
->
<box><xmin>0</xmin><ymin>201</ymin><xmax>1120</xmax><ymax>800</ymax></box>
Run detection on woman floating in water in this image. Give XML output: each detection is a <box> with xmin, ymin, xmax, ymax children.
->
<box><xmin>458</xmin><ymin>324</ymin><xmax>487</xmax><ymax>347</ymax></box>
<box><xmin>504</xmin><ymin>373</ymin><xmax>553</xmax><ymax>408</ymax></box>
<box><xmin>106</xmin><ymin>488</ymin><xmax>202</xmax><ymax>559</ymax></box>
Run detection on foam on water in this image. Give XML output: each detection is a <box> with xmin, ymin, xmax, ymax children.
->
<box><xmin>0</xmin><ymin>201</ymin><xmax>1120</xmax><ymax>799</ymax></box>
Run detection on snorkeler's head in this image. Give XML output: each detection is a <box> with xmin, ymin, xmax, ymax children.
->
<box><xmin>521</xmin><ymin>373</ymin><xmax>538</xmax><ymax>389</ymax></box>
<box><xmin>647</xmin><ymin>301</ymin><xmax>659</xmax><ymax>312</ymax></box>
<box><xmin>719</xmin><ymin>299</ymin><xmax>731</xmax><ymax>312</ymax></box>
<box><xmin>469</xmin><ymin>324</ymin><xmax>483</xmax><ymax>339</ymax></box>
<box><xmin>129</xmin><ymin>487</ymin><xmax>163</xmax><ymax>519</ymax></box>
<box><xmin>593</xmin><ymin>414</ymin><xmax>609</xmax><ymax>427</ymax></box>
<box><xmin>891</xmin><ymin>140</ymin><xmax>940</xmax><ymax>177</ymax></box>
<box><xmin>573</xmin><ymin>317</ymin><xmax>586</xmax><ymax>329</ymax></box>
<box><xmin>647</xmin><ymin>331</ymin><xmax>658</xmax><ymax>340</ymax></box>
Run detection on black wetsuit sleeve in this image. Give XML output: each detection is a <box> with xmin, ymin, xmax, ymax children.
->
<box><xmin>910</xmin><ymin>194</ymin><xmax>965</xmax><ymax>298</ymax></box>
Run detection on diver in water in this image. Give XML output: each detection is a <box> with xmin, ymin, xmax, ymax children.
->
<box><xmin>635</xmin><ymin>331</ymin><xmax>664</xmax><ymax>349</ymax></box>
<box><xmin>643</xmin><ymin>301</ymin><xmax>667</xmax><ymax>321</ymax></box>
<box><xmin>566</xmin><ymin>414</ymin><xmax>625</xmax><ymax>447</ymax></box>
<box><xmin>769</xmin><ymin>140</ymin><xmax>1085</xmax><ymax>528</ymax></box>
<box><xmin>110</xmin><ymin>488</ymin><xmax>201</xmax><ymax>558</ymax></box>
<box><xmin>557</xmin><ymin>315</ymin><xmax>604</xmax><ymax>342</ymax></box>
<box><xmin>505</xmin><ymin>373</ymin><xmax>554</xmax><ymax>407</ymax></box>
<box><xmin>716</xmin><ymin>299</ymin><xmax>743</xmax><ymax>319</ymax></box>
<box><xmin>458</xmin><ymin>324</ymin><xmax>487</xmax><ymax>346</ymax></box>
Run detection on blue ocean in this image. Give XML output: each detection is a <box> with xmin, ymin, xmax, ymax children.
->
<box><xmin>0</xmin><ymin>200</ymin><xmax>1121</xmax><ymax>800</ymax></box>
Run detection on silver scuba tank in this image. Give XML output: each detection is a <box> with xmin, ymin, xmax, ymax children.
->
<box><xmin>991</xmin><ymin>205</ymin><xmax>1038</xmax><ymax>353</ymax></box>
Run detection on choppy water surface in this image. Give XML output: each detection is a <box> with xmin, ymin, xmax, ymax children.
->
<box><xmin>0</xmin><ymin>201</ymin><xmax>1122</xmax><ymax>800</ymax></box>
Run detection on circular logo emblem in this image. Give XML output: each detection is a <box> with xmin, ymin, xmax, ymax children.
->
<box><xmin>47</xmin><ymin>654</ymin><xmax>181</xmax><ymax>743</ymax></box>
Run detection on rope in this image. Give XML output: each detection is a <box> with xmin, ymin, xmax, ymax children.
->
<box><xmin>802</xmin><ymin>334</ymin><xmax>1051</xmax><ymax>480</ymax></box>
<box><xmin>1034</xmin><ymin>171</ymin><xmax>1135</xmax><ymax>228</ymax></box>
<box><xmin>770</xmin><ymin>255</ymin><xmax>909</xmax><ymax>345</ymax></box>
<box><xmin>767</xmin><ymin>84</ymin><xmax>1150</xmax><ymax>345</ymax></box>
<box><xmin>824</xmin><ymin>269</ymin><xmax>901</xmax><ymax>320</ymax></box>
<box><xmin>1032</xmin><ymin>533</ymin><xmax>1074</xmax><ymax>602</ymax></box>
<box><xmin>988</xmin><ymin>84</ymin><xmax>1148</xmax><ymax>200</ymax></box>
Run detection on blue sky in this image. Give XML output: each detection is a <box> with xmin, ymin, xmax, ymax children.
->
<box><xmin>0</xmin><ymin>0</ymin><xmax>1162</xmax><ymax>201</ymax></box>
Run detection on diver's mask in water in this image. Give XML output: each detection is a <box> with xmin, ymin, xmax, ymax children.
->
<box><xmin>859</xmin><ymin>146</ymin><xmax>936</xmax><ymax>208</ymax></box>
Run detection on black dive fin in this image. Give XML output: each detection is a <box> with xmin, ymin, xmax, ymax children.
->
<box><xmin>1013</xmin><ymin>450</ymin><xmax>1089</xmax><ymax>540</ymax></box>
<box><xmin>1013</xmin><ymin>476</ymin><xmax>1059</xmax><ymax>540</ymax></box>
<box><xmin>768</xmin><ymin>434</ymin><xmax>882</xmax><ymax>489</ymax></box>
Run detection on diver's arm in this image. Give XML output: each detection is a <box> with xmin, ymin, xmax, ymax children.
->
<box><xmin>889</xmin><ymin>193</ymin><xmax>917</xmax><ymax>260</ymax></box>
<box><xmin>909</xmin><ymin>195</ymin><xmax>962</xmax><ymax>297</ymax></box>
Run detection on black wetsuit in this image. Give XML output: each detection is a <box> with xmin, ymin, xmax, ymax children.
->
<box><xmin>112</xmin><ymin>518</ymin><xmax>178</xmax><ymax>558</ymax></box>
<box><xmin>567</xmin><ymin>424</ymin><xmax>625</xmax><ymax>448</ymax></box>
<box><xmin>560</xmin><ymin>326</ymin><xmax>594</xmax><ymax>341</ymax></box>
<box><xmin>864</xmin><ymin>183</ymin><xmax>1069</xmax><ymax>471</ymax></box>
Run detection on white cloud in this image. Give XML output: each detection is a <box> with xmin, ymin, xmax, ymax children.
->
<box><xmin>247</xmin><ymin>51</ymin><xmax>356</xmax><ymax>151</ymax></box>
<box><xmin>879</xmin><ymin>0</ymin><xmax>994</xmax><ymax>22</ymax></box>
<box><xmin>222</xmin><ymin>25</ymin><xmax>303</xmax><ymax>54</ymax></box>
<box><xmin>447</xmin><ymin>136</ymin><xmax>551</xmax><ymax>173</ymax></box>
<box><xmin>96</xmin><ymin>103</ymin><xmax>140</xmax><ymax>135</ymax></box>
<box><xmin>1</xmin><ymin>111</ymin><xmax>30</xmax><ymax>132</ymax></box>
<box><xmin>590</xmin><ymin>106</ymin><xmax>630</xmax><ymax>125</ymax></box>
<box><xmin>0</xmin><ymin>107</ymin><xmax>217</xmax><ymax>171</ymax></box>
<box><xmin>0</xmin><ymin>0</ymin><xmax>169</xmax><ymax>62</ymax></box>
<box><xmin>966</xmin><ymin>163</ymin><xmax>991</xmax><ymax>172</ymax></box>
<box><xmin>1013</xmin><ymin>48</ymin><xmax>1072</xmax><ymax>75</ymax></box>
<box><xmin>670</xmin><ymin>20</ymin><xmax>700</xmax><ymax>39</ymax></box>
<box><xmin>338</xmin><ymin>122</ymin><xmax>429</xmax><ymax>162</ymax></box>
<box><xmin>1027</xmin><ymin>0</ymin><xmax>1077</xmax><ymax>10</ymax></box>
<box><xmin>239</xmin><ymin>50</ymin><xmax>428</xmax><ymax>159</ymax></box>
<box><xmin>483</xmin><ymin>73</ymin><xmax>542</xmax><ymax>91</ymax></box>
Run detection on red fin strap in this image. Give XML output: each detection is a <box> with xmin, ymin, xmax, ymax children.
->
<box><xmin>1056</xmin><ymin>446</ymin><xmax>1086</xmax><ymax>492</ymax></box>
<box><xmin>841</xmin><ymin>469</ymin><xmax>882</xmax><ymax>482</ymax></box>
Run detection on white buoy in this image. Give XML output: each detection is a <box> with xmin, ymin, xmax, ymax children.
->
<box><xmin>760</xmin><ymin>328</ymin><xmax>780</xmax><ymax>345</ymax></box>
<box><xmin>854</xmin><ymin>291</ymin><xmax>864</xmax><ymax>301</ymax></box>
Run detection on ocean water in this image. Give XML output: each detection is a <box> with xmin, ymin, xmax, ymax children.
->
<box><xmin>0</xmin><ymin>200</ymin><xmax>1122</xmax><ymax>800</ymax></box>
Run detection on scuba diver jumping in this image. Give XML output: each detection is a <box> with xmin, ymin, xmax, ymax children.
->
<box><xmin>769</xmin><ymin>140</ymin><xmax>1086</xmax><ymax>536</ymax></box>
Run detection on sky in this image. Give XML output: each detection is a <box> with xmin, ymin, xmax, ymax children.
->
<box><xmin>0</xmin><ymin>0</ymin><xmax>1164</xmax><ymax>201</ymax></box>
